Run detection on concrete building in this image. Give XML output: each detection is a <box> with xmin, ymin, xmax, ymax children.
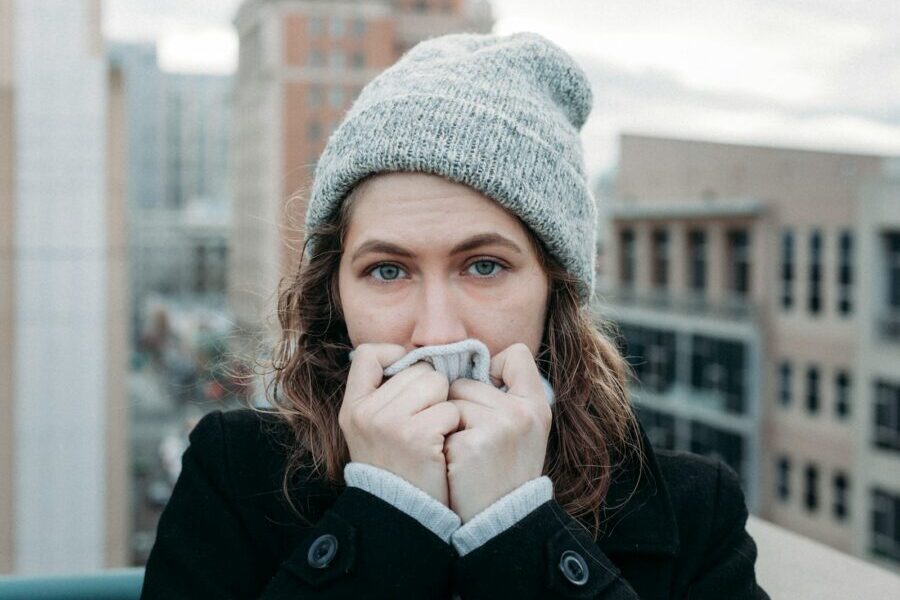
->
<box><xmin>0</xmin><ymin>0</ymin><xmax>129</xmax><ymax>574</ymax></box>
<box><xmin>598</xmin><ymin>133</ymin><xmax>900</xmax><ymax>572</ymax></box>
<box><xmin>229</xmin><ymin>0</ymin><xmax>494</xmax><ymax>345</ymax></box>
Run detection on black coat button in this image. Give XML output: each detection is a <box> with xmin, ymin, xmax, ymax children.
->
<box><xmin>558</xmin><ymin>549</ymin><xmax>589</xmax><ymax>586</ymax></box>
<box><xmin>307</xmin><ymin>534</ymin><xmax>338</xmax><ymax>569</ymax></box>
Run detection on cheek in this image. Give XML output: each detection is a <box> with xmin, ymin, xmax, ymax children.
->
<box><xmin>472</xmin><ymin>291</ymin><xmax>548</xmax><ymax>354</ymax></box>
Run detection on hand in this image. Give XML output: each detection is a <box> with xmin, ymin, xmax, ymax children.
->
<box><xmin>339</xmin><ymin>343</ymin><xmax>462</xmax><ymax>507</ymax></box>
<box><xmin>443</xmin><ymin>343</ymin><xmax>552</xmax><ymax>523</ymax></box>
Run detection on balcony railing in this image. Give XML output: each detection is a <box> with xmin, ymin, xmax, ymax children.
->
<box><xmin>2</xmin><ymin>519</ymin><xmax>900</xmax><ymax>598</ymax></box>
<box><xmin>597</xmin><ymin>287</ymin><xmax>758</xmax><ymax>322</ymax></box>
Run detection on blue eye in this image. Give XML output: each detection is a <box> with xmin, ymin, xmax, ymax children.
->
<box><xmin>468</xmin><ymin>260</ymin><xmax>503</xmax><ymax>277</ymax></box>
<box><xmin>370</xmin><ymin>263</ymin><xmax>405</xmax><ymax>281</ymax></box>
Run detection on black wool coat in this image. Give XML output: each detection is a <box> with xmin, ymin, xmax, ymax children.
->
<box><xmin>140</xmin><ymin>408</ymin><xmax>770</xmax><ymax>599</ymax></box>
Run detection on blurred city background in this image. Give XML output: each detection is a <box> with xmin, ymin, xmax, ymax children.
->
<box><xmin>1</xmin><ymin>0</ymin><xmax>899</xmax><ymax>584</ymax></box>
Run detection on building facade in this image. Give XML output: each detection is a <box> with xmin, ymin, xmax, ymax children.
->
<box><xmin>229</xmin><ymin>0</ymin><xmax>494</xmax><ymax>347</ymax></box>
<box><xmin>0</xmin><ymin>0</ymin><xmax>129</xmax><ymax>574</ymax></box>
<box><xmin>598</xmin><ymin>133</ymin><xmax>900</xmax><ymax>571</ymax></box>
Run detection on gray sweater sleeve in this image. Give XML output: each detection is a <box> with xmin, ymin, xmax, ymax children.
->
<box><xmin>343</xmin><ymin>462</ymin><xmax>553</xmax><ymax>556</ymax></box>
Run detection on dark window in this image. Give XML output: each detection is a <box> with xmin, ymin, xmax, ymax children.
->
<box><xmin>351</xmin><ymin>52</ymin><xmax>365</xmax><ymax>69</ymax></box>
<box><xmin>616</xmin><ymin>324</ymin><xmax>677</xmax><ymax>394</ymax></box>
<box><xmin>871</xmin><ymin>488</ymin><xmax>900</xmax><ymax>562</ymax></box>
<box><xmin>620</xmin><ymin>229</ymin><xmax>635</xmax><ymax>288</ymax></box>
<box><xmin>804</xmin><ymin>464</ymin><xmax>819</xmax><ymax>512</ymax></box>
<box><xmin>806</xmin><ymin>366</ymin><xmax>820</xmax><ymax>414</ymax></box>
<box><xmin>833</xmin><ymin>472</ymin><xmax>849</xmax><ymax>522</ymax></box>
<box><xmin>690</xmin><ymin>421</ymin><xmax>745</xmax><ymax>485</ymax></box>
<box><xmin>691</xmin><ymin>335</ymin><xmax>746</xmax><ymax>414</ymax></box>
<box><xmin>776</xmin><ymin>456</ymin><xmax>791</xmax><ymax>501</ymax></box>
<box><xmin>635</xmin><ymin>406</ymin><xmax>676</xmax><ymax>450</ymax></box>
<box><xmin>352</xmin><ymin>17</ymin><xmax>366</xmax><ymax>36</ymax></box>
<box><xmin>652</xmin><ymin>228</ymin><xmax>669</xmax><ymax>289</ymax></box>
<box><xmin>727</xmin><ymin>229</ymin><xmax>751</xmax><ymax>296</ymax></box>
<box><xmin>887</xmin><ymin>233</ymin><xmax>900</xmax><ymax>309</ymax></box>
<box><xmin>779</xmin><ymin>361</ymin><xmax>792</xmax><ymax>407</ymax></box>
<box><xmin>809</xmin><ymin>230</ymin><xmax>823</xmax><ymax>314</ymax></box>
<box><xmin>835</xmin><ymin>370</ymin><xmax>851</xmax><ymax>419</ymax></box>
<box><xmin>307</xmin><ymin>120</ymin><xmax>322</xmax><ymax>142</ymax></box>
<box><xmin>781</xmin><ymin>229</ymin><xmax>794</xmax><ymax>309</ymax></box>
<box><xmin>688</xmin><ymin>229</ymin><xmax>707</xmax><ymax>293</ymax></box>
<box><xmin>837</xmin><ymin>230</ymin><xmax>853</xmax><ymax>315</ymax></box>
<box><xmin>874</xmin><ymin>380</ymin><xmax>900</xmax><ymax>452</ymax></box>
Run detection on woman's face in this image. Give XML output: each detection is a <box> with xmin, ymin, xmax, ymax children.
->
<box><xmin>337</xmin><ymin>172</ymin><xmax>550</xmax><ymax>358</ymax></box>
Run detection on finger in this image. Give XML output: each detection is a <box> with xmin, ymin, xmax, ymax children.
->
<box><xmin>380</xmin><ymin>365</ymin><xmax>450</xmax><ymax>417</ymax></box>
<box><xmin>343</xmin><ymin>343</ymin><xmax>408</xmax><ymax>405</ymax></box>
<box><xmin>411</xmin><ymin>400</ymin><xmax>462</xmax><ymax>437</ymax></box>
<box><xmin>448</xmin><ymin>378</ymin><xmax>504</xmax><ymax>409</ymax></box>
<box><xmin>449</xmin><ymin>398</ymin><xmax>494</xmax><ymax>430</ymax></box>
<box><xmin>490</xmin><ymin>343</ymin><xmax>544</xmax><ymax>400</ymax></box>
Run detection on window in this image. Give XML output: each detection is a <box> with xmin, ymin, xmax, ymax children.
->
<box><xmin>835</xmin><ymin>370</ymin><xmax>851</xmax><ymax>419</ymax></box>
<box><xmin>352</xmin><ymin>17</ymin><xmax>366</xmax><ymax>36</ymax></box>
<box><xmin>806</xmin><ymin>366</ymin><xmax>820</xmax><ymax>414</ymax></box>
<box><xmin>616</xmin><ymin>324</ymin><xmax>676</xmax><ymax>394</ymax></box>
<box><xmin>871</xmin><ymin>488</ymin><xmax>900</xmax><ymax>562</ymax></box>
<box><xmin>329</xmin><ymin>16</ymin><xmax>345</xmax><ymax>37</ymax></box>
<box><xmin>809</xmin><ymin>230</ymin><xmax>823</xmax><ymax>314</ymax></box>
<box><xmin>307</xmin><ymin>120</ymin><xmax>322</xmax><ymax>142</ymax></box>
<box><xmin>329</xmin><ymin>50</ymin><xmax>346</xmax><ymax>69</ymax></box>
<box><xmin>307</xmin><ymin>85</ymin><xmax>322</xmax><ymax>107</ymax></box>
<box><xmin>691</xmin><ymin>335</ymin><xmax>747</xmax><ymax>414</ymax></box>
<box><xmin>307</xmin><ymin>15</ymin><xmax>323</xmax><ymax>36</ymax></box>
<box><xmin>804</xmin><ymin>464</ymin><xmax>819</xmax><ymax>512</ymax></box>
<box><xmin>635</xmin><ymin>406</ymin><xmax>676</xmax><ymax>450</ymax></box>
<box><xmin>874</xmin><ymin>380</ymin><xmax>900</xmax><ymax>452</ymax></box>
<box><xmin>776</xmin><ymin>456</ymin><xmax>791</xmax><ymax>501</ymax></box>
<box><xmin>727</xmin><ymin>228</ymin><xmax>751</xmax><ymax>297</ymax></box>
<box><xmin>779</xmin><ymin>361</ymin><xmax>792</xmax><ymax>407</ymax></box>
<box><xmin>837</xmin><ymin>230</ymin><xmax>853</xmax><ymax>315</ymax></box>
<box><xmin>688</xmin><ymin>229</ymin><xmax>707</xmax><ymax>293</ymax></box>
<box><xmin>887</xmin><ymin>232</ymin><xmax>900</xmax><ymax>310</ymax></box>
<box><xmin>651</xmin><ymin>228</ymin><xmax>669</xmax><ymax>289</ymax></box>
<box><xmin>833</xmin><ymin>471</ymin><xmax>849</xmax><ymax>522</ymax></box>
<box><xmin>781</xmin><ymin>229</ymin><xmax>794</xmax><ymax>309</ymax></box>
<box><xmin>619</xmin><ymin>228</ymin><xmax>635</xmax><ymax>288</ymax></box>
<box><xmin>328</xmin><ymin>87</ymin><xmax>344</xmax><ymax>109</ymax></box>
<box><xmin>309</xmin><ymin>48</ymin><xmax>325</xmax><ymax>67</ymax></box>
<box><xmin>689</xmin><ymin>421</ymin><xmax>745</xmax><ymax>485</ymax></box>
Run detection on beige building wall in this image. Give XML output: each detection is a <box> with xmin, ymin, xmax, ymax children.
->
<box><xmin>104</xmin><ymin>63</ymin><xmax>131</xmax><ymax>568</ymax></box>
<box><xmin>608</xmin><ymin>133</ymin><xmax>894</xmax><ymax>566</ymax></box>
<box><xmin>0</xmin><ymin>0</ymin><xmax>15</xmax><ymax>576</ymax></box>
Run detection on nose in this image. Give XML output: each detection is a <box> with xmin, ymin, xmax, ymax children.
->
<box><xmin>409</xmin><ymin>274</ymin><xmax>468</xmax><ymax>349</ymax></box>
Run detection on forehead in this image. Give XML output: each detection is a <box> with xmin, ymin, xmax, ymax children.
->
<box><xmin>345</xmin><ymin>172</ymin><xmax>529</xmax><ymax>240</ymax></box>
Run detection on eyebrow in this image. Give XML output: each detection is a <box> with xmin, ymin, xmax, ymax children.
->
<box><xmin>350</xmin><ymin>232</ymin><xmax>523</xmax><ymax>263</ymax></box>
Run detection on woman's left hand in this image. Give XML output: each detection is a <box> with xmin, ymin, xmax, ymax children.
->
<box><xmin>444</xmin><ymin>343</ymin><xmax>553</xmax><ymax>524</ymax></box>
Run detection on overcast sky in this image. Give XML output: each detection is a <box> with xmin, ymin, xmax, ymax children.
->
<box><xmin>105</xmin><ymin>0</ymin><xmax>900</xmax><ymax>180</ymax></box>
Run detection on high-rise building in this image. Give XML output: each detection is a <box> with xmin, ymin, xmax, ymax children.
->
<box><xmin>0</xmin><ymin>0</ymin><xmax>129</xmax><ymax>574</ymax></box>
<box><xmin>229</xmin><ymin>0</ymin><xmax>494</xmax><ymax>347</ymax></box>
<box><xmin>598</xmin><ymin>133</ymin><xmax>900</xmax><ymax>572</ymax></box>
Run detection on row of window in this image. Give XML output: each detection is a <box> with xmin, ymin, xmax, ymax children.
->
<box><xmin>619</xmin><ymin>226</ymin><xmax>751</xmax><ymax>298</ymax></box>
<box><xmin>872</xmin><ymin>487</ymin><xmax>900</xmax><ymax>563</ymax></box>
<box><xmin>875</xmin><ymin>380</ymin><xmax>900</xmax><ymax>453</ymax></box>
<box><xmin>307</xmin><ymin>15</ymin><xmax>366</xmax><ymax>38</ymax></box>
<box><xmin>780</xmin><ymin>228</ymin><xmax>853</xmax><ymax>316</ymax></box>
<box><xmin>777</xmin><ymin>361</ymin><xmax>851</xmax><ymax>419</ymax></box>
<box><xmin>307</xmin><ymin>48</ymin><xmax>367</xmax><ymax>69</ymax></box>
<box><xmin>617</xmin><ymin>324</ymin><xmax>747</xmax><ymax>414</ymax></box>
<box><xmin>775</xmin><ymin>457</ymin><xmax>849</xmax><ymax>521</ymax></box>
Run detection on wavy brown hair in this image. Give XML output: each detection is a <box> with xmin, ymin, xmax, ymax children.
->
<box><xmin>254</xmin><ymin>177</ymin><xmax>647</xmax><ymax>540</ymax></box>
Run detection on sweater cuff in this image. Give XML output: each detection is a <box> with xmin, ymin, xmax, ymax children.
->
<box><xmin>450</xmin><ymin>475</ymin><xmax>553</xmax><ymax>557</ymax></box>
<box><xmin>343</xmin><ymin>462</ymin><xmax>461</xmax><ymax>543</ymax></box>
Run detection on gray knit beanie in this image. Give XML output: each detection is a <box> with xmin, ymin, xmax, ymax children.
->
<box><xmin>305</xmin><ymin>31</ymin><xmax>597</xmax><ymax>305</ymax></box>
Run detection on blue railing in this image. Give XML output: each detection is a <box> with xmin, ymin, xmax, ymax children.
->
<box><xmin>0</xmin><ymin>568</ymin><xmax>143</xmax><ymax>600</ymax></box>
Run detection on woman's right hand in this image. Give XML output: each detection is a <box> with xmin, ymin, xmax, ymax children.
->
<box><xmin>339</xmin><ymin>343</ymin><xmax>461</xmax><ymax>507</ymax></box>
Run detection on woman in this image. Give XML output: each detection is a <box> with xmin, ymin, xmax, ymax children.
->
<box><xmin>141</xmin><ymin>32</ymin><xmax>768</xmax><ymax>599</ymax></box>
